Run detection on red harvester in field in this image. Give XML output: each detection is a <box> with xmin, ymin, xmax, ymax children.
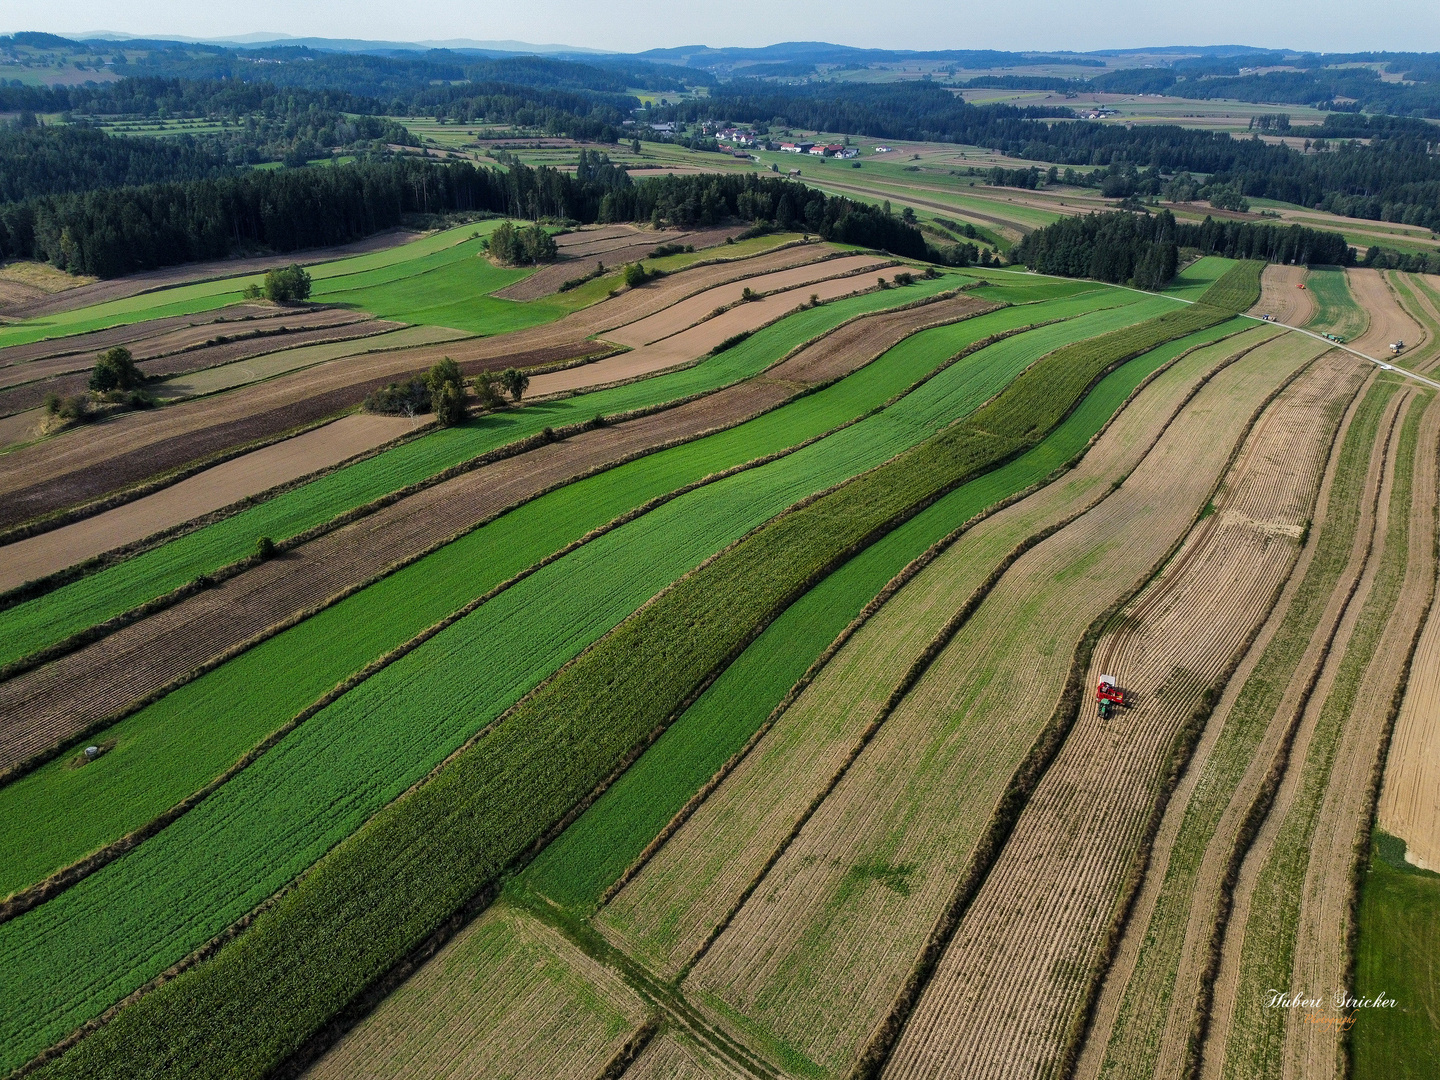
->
<box><xmin>1097</xmin><ymin>674</ymin><xmax>1127</xmax><ymax>718</ymax></box>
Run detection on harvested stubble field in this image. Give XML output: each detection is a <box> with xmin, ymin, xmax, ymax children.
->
<box><xmin>878</xmin><ymin>344</ymin><xmax>1356</xmax><ymax>1080</ymax></box>
<box><xmin>592</xmin><ymin>321</ymin><xmax>1272</xmax><ymax>991</ymax></box>
<box><xmin>16</xmin><ymin>291</ymin><xmax>1227</xmax><ymax>1080</ymax></box>
<box><xmin>0</xmin><ymin>288</ymin><xmax>1118</xmax><ymax>1069</ymax></box>
<box><xmin>524</xmin><ymin>319</ymin><xmax>1254</xmax><ymax>916</ymax></box>
<box><xmin>0</xmin><ymin>273</ymin><xmax>966</xmax><ymax>674</ymax></box>
<box><xmin>1080</xmin><ymin>376</ymin><xmax>1407</xmax><ymax>1080</ymax></box>
<box><xmin>1250</xmin><ymin>264</ymin><xmax>1315</xmax><ymax>327</ymax></box>
<box><xmin>1212</xmin><ymin>389</ymin><xmax>1434</xmax><ymax>1080</ymax></box>
<box><xmin>1384</xmin><ymin>272</ymin><xmax>1440</xmax><ymax>372</ymax></box>
<box><xmin>302</xmin><ymin>902</ymin><xmax>650</xmax><ymax>1080</ymax></box>
<box><xmin>1344</xmin><ymin>268</ymin><xmax>1427</xmax><ymax>361</ymax></box>
<box><xmin>0</xmin><ymin>242</ymin><xmax>837</xmax><ymax>531</ymax></box>
<box><xmin>650</xmin><ymin>329</ymin><xmax>1311</xmax><ymax>1076</ymax></box>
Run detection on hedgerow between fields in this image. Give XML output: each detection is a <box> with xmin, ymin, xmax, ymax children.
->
<box><xmin>27</xmin><ymin>295</ymin><xmax>1233</xmax><ymax>1080</ymax></box>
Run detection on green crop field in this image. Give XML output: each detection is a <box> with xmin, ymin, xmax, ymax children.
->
<box><xmin>1352</xmin><ymin>831</ymin><xmax>1440</xmax><ymax>1080</ymax></box>
<box><xmin>521</xmin><ymin>315</ymin><xmax>1249</xmax><ymax>912</ymax></box>
<box><xmin>0</xmin><ymin>220</ymin><xmax>526</xmax><ymax>350</ymax></box>
<box><xmin>0</xmin><ymin>292</ymin><xmax>1174</xmax><ymax>1071</ymax></box>
<box><xmin>17</xmin><ymin>294</ymin><xmax>1231</xmax><ymax>1080</ymax></box>
<box><xmin>1305</xmin><ymin>267</ymin><xmax>1371</xmax><ymax>343</ymax></box>
<box><xmin>1165</xmin><ymin>256</ymin><xmax>1235</xmax><ymax>301</ymax></box>
<box><xmin>0</xmin><ymin>273</ymin><xmax>972</xmax><ymax>671</ymax></box>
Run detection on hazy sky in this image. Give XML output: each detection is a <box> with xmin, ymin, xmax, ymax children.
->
<box><xmin>7</xmin><ymin>0</ymin><xmax>1440</xmax><ymax>54</ymax></box>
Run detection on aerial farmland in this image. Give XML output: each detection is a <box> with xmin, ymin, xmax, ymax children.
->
<box><xmin>0</xmin><ymin>20</ymin><xmax>1437</xmax><ymax>1080</ymax></box>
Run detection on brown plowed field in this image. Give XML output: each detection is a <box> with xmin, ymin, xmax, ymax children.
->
<box><xmin>530</xmin><ymin>270</ymin><xmax>891</xmax><ymax>398</ymax></box>
<box><xmin>879</xmin><ymin>353</ymin><xmax>1358</xmax><ymax>1080</ymax></box>
<box><xmin>0</xmin><ymin>412</ymin><xmax>422</xmax><ymax>592</ymax></box>
<box><xmin>0</xmin><ymin>304</ymin><xmax>278</xmax><ymax>372</ymax></box>
<box><xmin>1072</xmin><ymin>370</ymin><xmax>1381</xmax><ymax>1080</ymax></box>
<box><xmin>497</xmin><ymin>226</ymin><xmax>749</xmax><ymax>302</ymax></box>
<box><xmin>1282</xmin><ymin>396</ymin><xmax>1437</xmax><ymax>1080</ymax></box>
<box><xmin>1200</xmin><ymin>393</ymin><xmax>1413</xmax><ymax>1080</ymax></box>
<box><xmin>664</xmin><ymin>334</ymin><xmax>1319</xmax><ymax>1077</ymax></box>
<box><xmin>0</xmin><ymin>293</ymin><xmax>994</xmax><ymax>770</ymax></box>
<box><xmin>0</xmin><ymin>306</ymin><xmax>373</xmax><ymax>390</ymax></box>
<box><xmin>0</xmin><ymin>319</ymin><xmax>401</xmax><ymax>417</ymax></box>
<box><xmin>0</xmin><ymin>230</ymin><xmax>416</xmax><ymax>322</ymax></box>
<box><xmin>1346</xmin><ymin>268</ymin><xmax>1426</xmax><ymax>359</ymax></box>
<box><xmin>0</xmin><ymin>244</ymin><xmax>837</xmax><ymax>530</ymax></box>
<box><xmin>302</xmin><ymin>903</ymin><xmax>648</xmax><ymax>1080</ymax></box>
<box><xmin>594</xmin><ymin>327</ymin><xmax>1280</xmax><ymax>983</ymax></box>
<box><xmin>1250</xmin><ymin>264</ymin><xmax>1315</xmax><ymax>326</ymax></box>
<box><xmin>603</xmin><ymin>255</ymin><xmax>890</xmax><ymax>348</ymax></box>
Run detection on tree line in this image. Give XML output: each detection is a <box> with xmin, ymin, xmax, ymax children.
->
<box><xmin>1013</xmin><ymin>209</ymin><xmax>1355</xmax><ymax>288</ymax></box>
<box><xmin>0</xmin><ymin>156</ymin><xmax>926</xmax><ymax>277</ymax></box>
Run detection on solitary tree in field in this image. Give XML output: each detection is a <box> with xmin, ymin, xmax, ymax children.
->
<box><xmin>263</xmin><ymin>264</ymin><xmax>312</xmax><ymax>302</ymax></box>
<box><xmin>500</xmin><ymin>367</ymin><xmax>530</xmax><ymax>403</ymax></box>
<box><xmin>427</xmin><ymin>357</ymin><xmax>467</xmax><ymax>425</ymax></box>
<box><xmin>89</xmin><ymin>346</ymin><xmax>142</xmax><ymax>392</ymax></box>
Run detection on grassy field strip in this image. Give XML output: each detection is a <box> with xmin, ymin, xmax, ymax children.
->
<box><xmin>664</xmin><ymin>334</ymin><xmax>1317</xmax><ymax>1077</ymax></box>
<box><xmin>1165</xmin><ymin>257</ymin><xmax>1236</xmax><ymax>302</ymax></box>
<box><xmin>0</xmin><ymin>295</ymin><xmax>1046</xmax><ymax>886</ymax></box>
<box><xmin>300</xmin><ymin>901</ymin><xmax>652</xmax><ymax>1080</ymax></box>
<box><xmin>0</xmin><ymin>276</ymin><xmax>974</xmax><ymax>671</ymax></box>
<box><xmin>1259</xmin><ymin>392</ymin><xmax>1437</xmax><ymax>1079</ymax></box>
<box><xmin>1202</xmin><ymin>387</ymin><xmax>1416</xmax><ymax>1079</ymax></box>
<box><xmin>149</xmin><ymin>325</ymin><xmax>473</xmax><ymax>400</ymax></box>
<box><xmin>876</xmin><ymin>350</ymin><xmax>1359</xmax><ymax>1080</ymax></box>
<box><xmin>1081</xmin><ymin>378</ymin><xmax>1406</xmax><ymax>1080</ymax></box>
<box><xmin>0</xmin><ymin>298</ymin><xmax>1133</xmax><ymax>1067</ymax></box>
<box><xmin>586</xmin><ymin>327</ymin><xmax>1284</xmax><ymax>989</ymax></box>
<box><xmin>1351</xmin><ymin>833</ymin><xmax>1440</xmax><ymax>1080</ymax></box>
<box><xmin>1297</xmin><ymin>397</ymin><xmax>1440</xmax><ymax>1078</ymax></box>
<box><xmin>1305</xmin><ymin>267</ymin><xmax>1371</xmax><ymax>344</ymax></box>
<box><xmin>0</xmin><ymin>223</ymin><xmax>496</xmax><ymax>352</ymax></box>
<box><xmin>18</xmin><ymin>300</ymin><xmax>1234</xmax><ymax>1080</ymax></box>
<box><xmin>792</xmin><ymin>170</ymin><xmax>1064</xmax><ymax>232</ymax></box>
<box><xmin>521</xmin><ymin>321</ymin><xmax>1255</xmax><ymax>915</ymax></box>
<box><xmin>1212</xmin><ymin>387</ymin><xmax>1426</xmax><ymax>1079</ymax></box>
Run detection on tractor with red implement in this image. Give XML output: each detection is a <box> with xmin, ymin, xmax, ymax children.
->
<box><xmin>1096</xmin><ymin>674</ymin><xmax>1127</xmax><ymax>719</ymax></box>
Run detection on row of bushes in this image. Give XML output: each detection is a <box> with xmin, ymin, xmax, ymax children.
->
<box><xmin>362</xmin><ymin>360</ymin><xmax>530</xmax><ymax>423</ymax></box>
<box><xmin>33</xmin><ymin>299</ymin><xmax>1232</xmax><ymax>1080</ymax></box>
